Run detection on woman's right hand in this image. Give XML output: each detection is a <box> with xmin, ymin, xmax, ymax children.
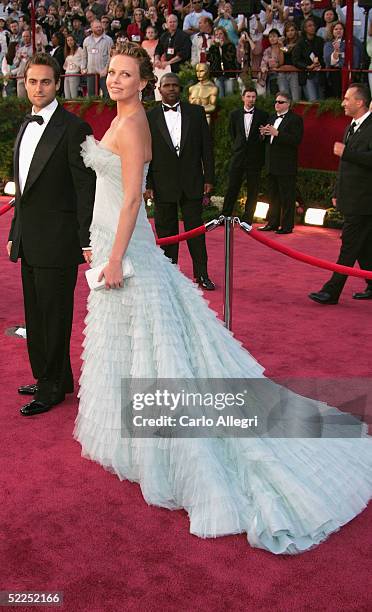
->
<box><xmin>99</xmin><ymin>260</ymin><xmax>124</xmax><ymax>290</ymax></box>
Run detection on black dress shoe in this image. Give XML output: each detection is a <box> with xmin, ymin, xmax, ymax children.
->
<box><xmin>257</xmin><ymin>225</ymin><xmax>278</xmax><ymax>232</ymax></box>
<box><xmin>18</xmin><ymin>384</ymin><xmax>38</xmax><ymax>395</ymax></box>
<box><xmin>20</xmin><ymin>395</ymin><xmax>65</xmax><ymax>416</ymax></box>
<box><xmin>275</xmin><ymin>228</ymin><xmax>293</xmax><ymax>235</ymax></box>
<box><xmin>20</xmin><ymin>400</ymin><xmax>53</xmax><ymax>416</ymax></box>
<box><xmin>353</xmin><ymin>288</ymin><xmax>372</xmax><ymax>300</ymax></box>
<box><xmin>308</xmin><ymin>291</ymin><xmax>338</xmax><ymax>305</ymax></box>
<box><xmin>196</xmin><ymin>276</ymin><xmax>215</xmax><ymax>291</ymax></box>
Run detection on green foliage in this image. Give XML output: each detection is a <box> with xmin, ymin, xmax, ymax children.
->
<box><xmin>324</xmin><ymin>207</ymin><xmax>344</xmax><ymax>228</ymax></box>
<box><xmin>315</xmin><ymin>97</ymin><xmax>343</xmax><ymax>116</ymax></box>
<box><xmin>178</xmin><ymin>62</ymin><xmax>198</xmax><ymax>99</ymax></box>
<box><xmin>0</xmin><ymin>97</ymin><xmax>30</xmax><ymax>181</ymax></box>
<box><xmin>296</xmin><ymin>168</ymin><xmax>336</xmax><ymax>206</ymax></box>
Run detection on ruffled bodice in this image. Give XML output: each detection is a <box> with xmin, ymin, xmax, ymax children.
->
<box><xmin>81</xmin><ymin>135</ymin><xmax>154</xmax><ymax>254</ymax></box>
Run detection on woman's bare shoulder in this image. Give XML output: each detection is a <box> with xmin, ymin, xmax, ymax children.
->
<box><xmin>116</xmin><ymin>110</ymin><xmax>151</xmax><ymax>159</ymax></box>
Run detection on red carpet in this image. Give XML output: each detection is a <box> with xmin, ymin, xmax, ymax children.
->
<box><xmin>1</xmin><ymin>214</ymin><xmax>372</xmax><ymax>612</ymax></box>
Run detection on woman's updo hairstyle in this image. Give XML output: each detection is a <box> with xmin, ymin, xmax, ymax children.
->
<box><xmin>113</xmin><ymin>41</ymin><xmax>157</xmax><ymax>91</ymax></box>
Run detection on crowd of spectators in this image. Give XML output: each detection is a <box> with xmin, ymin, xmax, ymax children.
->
<box><xmin>0</xmin><ymin>0</ymin><xmax>372</xmax><ymax>101</ymax></box>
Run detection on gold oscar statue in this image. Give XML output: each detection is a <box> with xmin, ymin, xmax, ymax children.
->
<box><xmin>188</xmin><ymin>63</ymin><xmax>218</xmax><ymax>125</ymax></box>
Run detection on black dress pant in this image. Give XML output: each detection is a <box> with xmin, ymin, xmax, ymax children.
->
<box><xmin>154</xmin><ymin>194</ymin><xmax>208</xmax><ymax>278</ymax></box>
<box><xmin>321</xmin><ymin>215</ymin><xmax>372</xmax><ymax>299</ymax></box>
<box><xmin>21</xmin><ymin>257</ymin><xmax>78</xmax><ymax>403</ymax></box>
<box><xmin>222</xmin><ymin>165</ymin><xmax>262</xmax><ymax>224</ymax></box>
<box><xmin>267</xmin><ymin>173</ymin><xmax>297</xmax><ymax>230</ymax></box>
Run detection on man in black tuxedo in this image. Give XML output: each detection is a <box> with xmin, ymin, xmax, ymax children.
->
<box><xmin>145</xmin><ymin>73</ymin><xmax>215</xmax><ymax>290</ymax></box>
<box><xmin>222</xmin><ymin>87</ymin><xmax>269</xmax><ymax>224</ymax></box>
<box><xmin>309</xmin><ymin>83</ymin><xmax>372</xmax><ymax>305</ymax></box>
<box><xmin>259</xmin><ymin>92</ymin><xmax>304</xmax><ymax>234</ymax></box>
<box><xmin>6</xmin><ymin>53</ymin><xmax>96</xmax><ymax>416</ymax></box>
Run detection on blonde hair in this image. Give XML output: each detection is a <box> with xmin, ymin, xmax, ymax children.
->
<box><xmin>113</xmin><ymin>41</ymin><xmax>156</xmax><ymax>89</ymax></box>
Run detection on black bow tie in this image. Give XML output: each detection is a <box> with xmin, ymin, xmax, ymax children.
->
<box><xmin>163</xmin><ymin>104</ymin><xmax>180</xmax><ymax>112</ymax></box>
<box><xmin>244</xmin><ymin>109</ymin><xmax>254</xmax><ymax>114</ymax></box>
<box><xmin>25</xmin><ymin>113</ymin><xmax>44</xmax><ymax>125</ymax></box>
<box><xmin>275</xmin><ymin>114</ymin><xmax>284</xmax><ymax>120</ymax></box>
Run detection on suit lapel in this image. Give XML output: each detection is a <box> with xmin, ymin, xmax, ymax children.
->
<box><xmin>22</xmin><ymin>105</ymin><xmax>66</xmax><ymax>196</ymax></box>
<box><xmin>14</xmin><ymin>120</ymin><xmax>29</xmax><ymax>196</ymax></box>
<box><xmin>180</xmin><ymin>102</ymin><xmax>190</xmax><ymax>154</ymax></box>
<box><xmin>155</xmin><ymin>104</ymin><xmax>177</xmax><ymax>154</ymax></box>
<box><xmin>239</xmin><ymin>109</ymin><xmax>245</xmax><ymax>138</ymax></box>
<box><xmin>249</xmin><ymin>108</ymin><xmax>260</xmax><ymax>138</ymax></box>
<box><xmin>345</xmin><ymin>113</ymin><xmax>372</xmax><ymax>145</ymax></box>
<box><xmin>277</xmin><ymin>111</ymin><xmax>290</xmax><ymax>132</ymax></box>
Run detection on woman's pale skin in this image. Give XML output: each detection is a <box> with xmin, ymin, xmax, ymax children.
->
<box><xmin>67</xmin><ymin>35</ymin><xmax>76</xmax><ymax>51</ymax></box>
<box><xmin>98</xmin><ymin>54</ymin><xmax>152</xmax><ymax>290</ymax></box>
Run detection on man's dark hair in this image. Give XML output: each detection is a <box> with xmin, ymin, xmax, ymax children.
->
<box><xmin>159</xmin><ymin>73</ymin><xmax>181</xmax><ymax>86</ymax></box>
<box><xmin>348</xmin><ymin>82</ymin><xmax>371</xmax><ymax>108</ymax></box>
<box><xmin>24</xmin><ymin>53</ymin><xmax>61</xmax><ymax>83</ymax></box>
<box><xmin>276</xmin><ymin>91</ymin><xmax>291</xmax><ymax>103</ymax></box>
<box><xmin>242</xmin><ymin>87</ymin><xmax>256</xmax><ymax>96</ymax></box>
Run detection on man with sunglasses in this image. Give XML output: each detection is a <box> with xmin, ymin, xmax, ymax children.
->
<box><xmin>183</xmin><ymin>0</ymin><xmax>213</xmax><ymax>37</ymax></box>
<box><xmin>259</xmin><ymin>92</ymin><xmax>303</xmax><ymax>234</ymax></box>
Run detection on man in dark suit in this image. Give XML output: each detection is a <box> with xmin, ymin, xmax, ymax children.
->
<box><xmin>145</xmin><ymin>73</ymin><xmax>215</xmax><ymax>290</ymax></box>
<box><xmin>259</xmin><ymin>92</ymin><xmax>304</xmax><ymax>234</ymax></box>
<box><xmin>309</xmin><ymin>83</ymin><xmax>372</xmax><ymax>305</ymax></box>
<box><xmin>6</xmin><ymin>53</ymin><xmax>96</xmax><ymax>416</ymax></box>
<box><xmin>222</xmin><ymin>87</ymin><xmax>268</xmax><ymax>223</ymax></box>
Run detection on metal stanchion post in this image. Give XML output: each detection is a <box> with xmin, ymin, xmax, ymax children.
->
<box><xmin>223</xmin><ymin>217</ymin><xmax>235</xmax><ymax>330</ymax></box>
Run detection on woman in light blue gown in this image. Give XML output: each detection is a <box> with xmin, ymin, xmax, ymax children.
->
<box><xmin>74</xmin><ymin>42</ymin><xmax>372</xmax><ymax>555</ymax></box>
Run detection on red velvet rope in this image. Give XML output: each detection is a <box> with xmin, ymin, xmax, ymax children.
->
<box><xmin>156</xmin><ymin>225</ymin><xmax>207</xmax><ymax>246</ymax></box>
<box><xmin>248</xmin><ymin>228</ymin><xmax>372</xmax><ymax>281</ymax></box>
<box><xmin>0</xmin><ymin>203</ymin><xmax>13</xmax><ymax>217</ymax></box>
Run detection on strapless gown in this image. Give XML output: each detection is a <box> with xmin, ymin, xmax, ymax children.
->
<box><xmin>74</xmin><ymin>136</ymin><xmax>372</xmax><ymax>555</ymax></box>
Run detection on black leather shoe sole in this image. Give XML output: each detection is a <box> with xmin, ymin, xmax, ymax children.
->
<box><xmin>20</xmin><ymin>396</ymin><xmax>65</xmax><ymax>416</ymax></box>
<box><xmin>19</xmin><ymin>384</ymin><xmax>74</xmax><ymax>395</ymax></box>
<box><xmin>196</xmin><ymin>277</ymin><xmax>216</xmax><ymax>291</ymax></box>
<box><xmin>308</xmin><ymin>292</ymin><xmax>338</xmax><ymax>305</ymax></box>
<box><xmin>257</xmin><ymin>225</ymin><xmax>278</xmax><ymax>232</ymax></box>
<box><xmin>353</xmin><ymin>291</ymin><xmax>372</xmax><ymax>300</ymax></box>
<box><xmin>18</xmin><ymin>384</ymin><xmax>38</xmax><ymax>395</ymax></box>
<box><xmin>275</xmin><ymin>229</ymin><xmax>293</xmax><ymax>234</ymax></box>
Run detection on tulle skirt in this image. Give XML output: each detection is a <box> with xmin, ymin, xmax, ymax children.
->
<box><xmin>75</xmin><ymin>223</ymin><xmax>372</xmax><ymax>555</ymax></box>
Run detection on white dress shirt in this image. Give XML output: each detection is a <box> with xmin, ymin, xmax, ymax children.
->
<box><xmin>163</xmin><ymin>104</ymin><xmax>182</xmax><ymax>156</ymax></box>
<box><xmin>183</xmin><ymin>10</ymin><xmax>213</xmax><ymax>32</ymax></box>
<box><xmin>271</xmin><ymin>110</ymin><xmax>289</xmax><ymax>144</ymax></box>
<box><xmin>19</xmin><ymin>98</ymin><xmax>58</xmax><ymax>194</ymax></box>
<box><xmin>350</xmin><ymin>110</ymin><xmax>371</xmax><ymax>133</ymax></box>
<box><xmin>243</xmin><ymin>107</ymin><xmax>254</xmax><ymax>139</ymax></box>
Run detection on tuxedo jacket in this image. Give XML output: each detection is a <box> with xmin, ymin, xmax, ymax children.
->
<box><xmin>265</xmin><ymin>110</ymin><xmax>304</xmax><ymax>176</ymax></box>
<box><xmin>146</xmin><ymin>101</ymin><xmax>214</xmax><ymax>201</ymax></box>
<box><xmin>9</xmin><ymin>104</ymin><xmax>96</xmax><ymax>267</ymax></box>
<box><xmin>336</xmin><ymin>114</ymin><xmax>372</xmax><ymax>216</ymax></box>
<box><xmin>229</xmin><ymin>107</ymin><xmax>269</xmax><ymax>170</ymax></box>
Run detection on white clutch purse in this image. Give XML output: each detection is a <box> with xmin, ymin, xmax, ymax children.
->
<box><xmin>85</xmin><ymin>257</ymin><xmax>134</xmax><ymax>291</ymax></box>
